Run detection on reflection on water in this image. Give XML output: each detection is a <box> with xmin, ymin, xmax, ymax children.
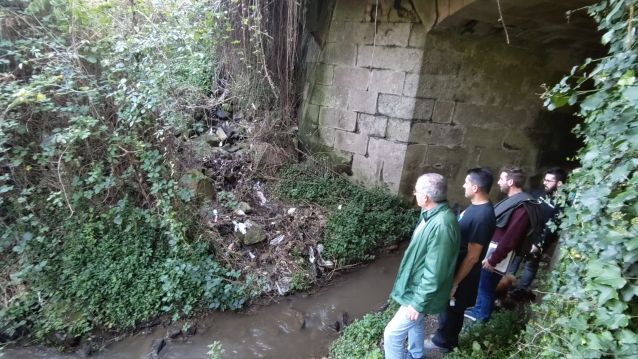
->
<box><xmin>3</xmin><ymin>246</ymin><xmax>404</xmax><ymax>359</ymax></box>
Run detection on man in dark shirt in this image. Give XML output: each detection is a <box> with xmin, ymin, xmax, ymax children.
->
<box><xmin>425</xmin><ymin>168</ymin><xmax>496</xmax><ymax>352</ymax></box>
<box><xmin>465</xmin><ymin>166</ymin><xmax>531</xmax><ymax>322</ymax></box>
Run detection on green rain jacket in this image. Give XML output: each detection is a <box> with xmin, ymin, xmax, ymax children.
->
<box><xmin>390</xmin><ymin>202</ymin><xmax>460</xmax><ymax>314</ymax></box>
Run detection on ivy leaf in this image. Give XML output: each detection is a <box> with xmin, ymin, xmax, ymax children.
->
<box><xmin>619</xmin><ymin>329</ymin><xmax>638</xmax><ymax>344</ymax></box>
<box><xmin>587</xmin><ymin>260</ymin><xmax>627</xmax><ymax>289</ymax></box>
<box><xmin>622</xmin><ymin>86</ymin><xmax>638</xmax><ymax>104</ymax></box>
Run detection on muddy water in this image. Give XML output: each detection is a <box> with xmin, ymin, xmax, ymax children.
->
<box><xmin>3</xmin><ymin>247</ymin><xmax>404</xmax><ymax>359</ymax></box>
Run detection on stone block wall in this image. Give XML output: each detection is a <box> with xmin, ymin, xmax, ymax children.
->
<box><xmin>300</xmin><ymin>0</ymin><xmax>584</xmax><ymax>204</ymax></box>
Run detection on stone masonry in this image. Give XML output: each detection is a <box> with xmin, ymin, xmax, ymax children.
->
<box><xmin>299</xmin><ymin>0</ymin><xmax>593</xmax><ymax>204</ymax></box>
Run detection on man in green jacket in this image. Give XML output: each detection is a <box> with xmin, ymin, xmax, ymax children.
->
<box><xmin>384</xmin><ymin>173</ymin><xmax>461</xmax><ymax>359</ymax></box>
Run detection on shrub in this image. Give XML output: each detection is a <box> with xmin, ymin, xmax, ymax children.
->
<box><xmin>277</xmin><ymin>164</ymin><xmax>417</xmax><ymax>264</ymax></box>
<box><xmin>329</xmin><ymin>302</ymin><xmax>398</xmax><ymax>359</ymax></box>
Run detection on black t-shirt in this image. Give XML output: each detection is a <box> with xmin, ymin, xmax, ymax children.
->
<box><xmin>454</xmin><ymin>202</ymin><xmax>496</xmax><ymax>308</ymax></box>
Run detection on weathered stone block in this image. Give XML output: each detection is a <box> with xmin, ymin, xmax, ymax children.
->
<box><xmin>334</xmin><ymin>130</ymin><xmax>369</xmax><ymax>155</ymax></box>
<box><xmin>369</xmin><ymin>70</ymin><xmax>405</xmax><ymax>95</ymax></box>
<box><xmin>348</xmin><ymin>22</ymin><xmax>376</xmax><ymax>45</ymax></box>
<box><xmin>367</xmin><ymin>138</ymin><xmax>408</xmax><ymax>193</ymax></box>
<box><xmin>318</xmin><ymin>126</ymin><xmax>335</xmax><ymax>147</ymax></box>
<box><xmin>357</xmin><ymin>46</ymin><xmax>423</xmax><ymax>73</ymax></box>
<box><xmin>453</xmin><ymin>103</ymin><xmax>531</xmax><ymax>129</ymax></box>
<box><xmin>334</xmin><ymin>0</ymin><xmax>367</xmax><ymax>21</ymax></box>
<box><xmin>403</xmin><ymin>73</ymin><xmax>458</xmax><ymax>99</ymax></box>
<box><xmin>409</xmin><ymin>122</ymin><xmax>464</xmax><ymax>147</ymax></box>
<box><xmin>302</xmin><ymin>103</ymin><xmax>320</xmax><ymax>125</ymax></box>
<box><xmin>386</xmin><ymin>118</ymin><xmax>411</xmax><ymax>142</ymax></box>
<box><xmin>348</xmin><ymin>89</ymin><xmax>378</xmax><ymax>114</ymax></box>
<box><xmin>334</xmin><ymin>66</ymin><xmax>371</xmax><ymax>90</ymax></box>
<box><xmin>375</xmin><ymin>23</ymin><xmax>411</xmax><ymax>46</ymax></box>
<box><xmin>309</xmin><ymin>85</ymin><xmax>348</xmax><ymax>108</ymax></box>
<box><xmin>408</xmin><ymin>24</ymin><xmax>427</xmax><ymax>48</ymax></box>
<box><xmin>422</xmin><ymin>145</ymin><xmax>464</xmax><ymax>179</ymax></box>
<box><xmin>358</xmin><ymin>114</ymin><xmax>387</xmax><ymax>137</ymax></box>
<box><xmin>378</xmin><ymin>94</ymin><xmax>434</xmax><ymax>120</ymax></box>
<box><xmin>322</xmin><ymin>43</ymin><xmax>357</xmax><ymax>66</ymax></box>
<box><xmin>319</xmin><ymin>107</ymin><xmax>357</xmax><ymax>131</ymax></box>
<box><xmin>432</xmin><ymin>101</ymin><xmax>455</xmax><ymax>124</ymax></box>
<box><xmin>351</xmin><ymin>154</ymin><xmax>383</xmax><ymax>186</ymax></box>
<box><xmin>314</xmin><ymin>63</ymin><xmax>334</xmax><ymax>85</ymax></box>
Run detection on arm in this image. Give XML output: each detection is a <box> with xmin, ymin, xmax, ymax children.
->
<box><xmin>411</xmin><ymin>224</ymin><xmax>458</xmax><ymax>312</ymax></box>
<box><xmin>452</xmin><ymin>242</ymin><xmax>483</xmax><ymax>295</ymax></box>
<box><xmin>487</xmin><ymin>207</ymin><xmax>529</xmax><ymax>267</ymax></box>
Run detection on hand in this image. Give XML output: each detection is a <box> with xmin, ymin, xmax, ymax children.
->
<box><xmin>405</xmin><ymin>305</ymin><xmax>421</xmax><ymax>321</ymax></box>
<box><xmin>482</xmin><ymin>258</ymin><xmax>495</xmax><ymax>272</ymax></box>
<box><xmin>530</xmin><ymin>244</ymin><xmax>540</xmax><ymax>254</ymax></box>
<box><xmin>450</xmin><ymin>284</ymin><xmax>458</xmax><ymax>299</ymax></box>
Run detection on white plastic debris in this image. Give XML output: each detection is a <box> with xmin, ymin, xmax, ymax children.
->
<box><xmin>317</xmin><ymin>244</ymin><xmax>324</xmax><ymax>254</ymax></box>
<box><xmin>216</xmin><ymin>127</ymin><xmax>228</xmax><ymax>141</ymax></box>
<box><xmin>233</xmin><ymin>221</ymin><xmax>247</xmax><ymax>235</ymax></box>
<box><xmin>213</xmin><ymin>209</ymin><xmax>218</xmax><ymax>222</ymax></box>
<box><xmin>309</xmin><ymin>246</ymin><xmax>316</xmax><ymax>264</ymax></box>
<box><xmin>337</xmin><ymin>204</ymin><xmax>342</xmax><ymax>210</ymax></box>
<box><xmin>248</xmin><ymin>251</ymin><xmax>256</xmax><ymax>260</ymax></box>
<box><xmin>270</xmin><ymin>234</ymin><xmax>286</xmax><ymax>246</ymax></box>
<box><xmin>287</xmin><ymin>207</ymin><xmax>296</xmax><ymax>215</ymax></box>
<box><xmin>235</xmin><ymin>209</ymin><xmax>246</xmax><ymax>216</ymax></box>
<box><xmin>256</xmin><ymin>191</ymin><xmax>268</xmax><ymax>205</ymax></box>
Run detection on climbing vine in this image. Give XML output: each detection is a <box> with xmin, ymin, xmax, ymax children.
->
<box><xmin>521</xmin><ymin>0</ymin><xmax>638</xmax><ymax>356</ymax></box>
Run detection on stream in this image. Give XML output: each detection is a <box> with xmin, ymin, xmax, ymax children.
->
<box><xmin>3</xmin><ymin>246</ymin><xmax>405</xmax><ymax>359</ymax></box>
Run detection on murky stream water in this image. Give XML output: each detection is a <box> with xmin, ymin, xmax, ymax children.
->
<box><xmin>3</xmin><ymin>247</ymin><xmax>405</xmax><ymax>359</ymax></box>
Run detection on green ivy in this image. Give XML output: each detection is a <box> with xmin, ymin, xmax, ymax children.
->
<box><xmin>518</xmin><ymin>0</ymin><xmax>638</xmax><ymax>357</ymax></box>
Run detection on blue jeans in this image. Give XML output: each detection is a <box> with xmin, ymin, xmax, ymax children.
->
<box><xmin>468</xmin><ymin>269</ymin><xmax>502</xmax><ymax>321</ymax></box>
<box><xmin>509</xmin><ymin>255</ymin><xmax>540</xmax><ymax>289</ymax></box>
<box><xmin>384</xmin><ymin>306</ymin><xmax>425</xmax><ymax>359</ymax></box>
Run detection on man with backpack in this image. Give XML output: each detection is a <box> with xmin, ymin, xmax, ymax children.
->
<box><xmin>464</xmin><ymin>166</ymin><xmax>541</xmax><ymax>322</ymax></box>
<box><xmin>509</xmin><ymin>167</ymin><xmax>567</xmax><ymax>298</ymax></box>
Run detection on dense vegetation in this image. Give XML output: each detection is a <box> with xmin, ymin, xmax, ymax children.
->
<box><xmin>0</xmin><ymin>0</ymin><xmax>265</xmax><ymax>342</ymax></box>
<box><xmin>277</xmin><ymin>164</ymin><xmax>416</xmax><ymax>264</ymax></box>
<box><xmin>522</xmin><ymin>0</ymin><xmax>638</xmax><ymax>356</ymax></box>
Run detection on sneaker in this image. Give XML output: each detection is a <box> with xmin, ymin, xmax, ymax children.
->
<box><xmin>424</xmin><ymin>338</ymin><xmax>450</xmax><ymax>353</ymax></box>
<box><xmin>463</xmin><ymin>309</ymin><xmax>478</xmax><ymax>322</ymax></box>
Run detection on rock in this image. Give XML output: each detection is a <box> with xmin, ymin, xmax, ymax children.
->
<box><xmin>278</xmin><ymin>308</ymin><xmax>306</xmax><ymax>333</ymax></box>
<box><xmin>242</xmin><ymin>225</ymin><xmax>267</xmax><ymax>245</ymax></box>
<box><xmin>180</xmin><ymin>169</ymin><xmax>216</xmax><ymax>200</ymax></box>
<box><xmin>215</xmin><ymin>108</ymin><xmax>230</xmax><ymax>120</ymax></box>
<box><xmin>75</xmin><ymin>340</ymin><xmax>95</xmax><ymax>358</ymax></box>
<box><xmin>238</xmin><ymin>201</ymin><xmax>252</xmax><ymax>213</ymax></box>
<box><xmin>216</xmin><ymin>127</ymin><xmax>228</xmax><ymax>141</ymax></box>
<box><xmin>146</xmin><ymin>338</ymin><xmax>166</xmax><ymax>359</ymax></box>
<box><xmin>184</xmin><ymin>322</ymin><xmax>197</xmax><ymax>336</ymax></box>
<box><xmin>252</xmin><ymin>141</ymin><xmax>288</xmax><ymax>173</ymax></box>
<box><xmin>202</xmin><ymin>132</ymin><xmax>221</xmax><ymax>146</ymax></box>
<box><xmin>48</xmin><ymin>331</ymin><xmax>80</xmax><ymax>348</ymax></box>
<box><xmin>166</xmin><ymin>324</ymin><xmax>182</xmax><ymax>339</ymax></box>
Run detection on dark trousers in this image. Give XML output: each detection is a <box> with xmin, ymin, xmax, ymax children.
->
<box><xmin>432</xmin><ymin>305</ymin><xmax>466</xmax><ymax>349</ymax></box>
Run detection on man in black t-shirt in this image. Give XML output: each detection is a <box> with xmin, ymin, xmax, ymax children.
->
<box><xmin>425</xmin><ymin>168</ymin><xmax>497</xmax><ymax>352</ymax></box>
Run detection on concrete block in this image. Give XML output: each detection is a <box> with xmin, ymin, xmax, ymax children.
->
<box><xmin>352</xmin><ymin>154</ymin><xmax>383</xmax><ymax>185</ymax></box>
<box><xmin>408</xmin><ymin>24</ymin><xmax>427</xmax><ymax>48</ymax></box>
<box><xmin>334</xmin><ymin>66</ymin><xmax>371</xmax><ymax>90</ymax></box>
<box><xmin>386</xmin><ymin>118</ymin><xmax>411</xmax><ymax>142</ymax></box>
<box><xmin>321</xmin><ymin>43</ymin><xmax>357</xmax><ymax>66</ymax></box>
<box><xmin>348</xmin><ymin>89</ymin><xmax>378</xmax><ymax>114</ymax></box>
<box><xmin>319</xmin><ymin>107</ymin><xmax>357</xmax><ymax>131</ymax></box>
<box><xmin>314</xmin><ymin>63</ymin><xmax>335</xmax><ymax>85</ymax></box>
<box><xmin>378</xmin><ymin>94</ymin><xmax>434</xmax><ymax>120</ymax></box>
<box><xmin>403</xmin><ymin>73</ymin><xmax>458</xmax><ymax>99</ymax></box>
<box><xmin>367</xmin><ymin>137</ymin><xmax>408</xmax><ymax>193</ymax></box>
<box><xmin>327</xmin><ymin>21</ymin><xmax>346</xmax><ymax>43</ymax></box>
<box><xmin>357</xmin><ymin>46</ymin><xmax>424</xmax><ymax>73</ymax></box>
<box><xmin>309</xmin><ymin>84</ymin><xmax>348</xmax><ymax>108</ymax></box>
<box><xmin>334</xmin><ymin>130</ymin><xmax>369</xmax><ymax>155</ymax></box>
<box><xmin>409</xmin><ymin>122</ymin><xmax>464</xmax><ymax>147</ymax></box>
<box><xmin>432</xmin><ymin>101</ymin><xmax>455</xmax><ymax>124</ymax></box>
<box><xmin>464</xmin><ymin>126</ymin><xmax>502</xmax><ymax>148</ymax></box>
<box><xmin>375</xmin><ymin>23</ymin><xmax>411</xmax><ymax>46</ymax></box>
<box><xmin>369</xmin><ymin>70</ymin><xmax>405</xmax><ymax>95</ymax></box>
<box><xmin>358</xmin><ymin>114</ymin><xmax>387</xmax><ymax>137</ymax></box>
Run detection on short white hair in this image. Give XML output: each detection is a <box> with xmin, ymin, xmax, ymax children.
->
<box><xmin>416</xmin><ymin>173</ymin><xmax>447</xmax><ymax>203</ymax></box>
